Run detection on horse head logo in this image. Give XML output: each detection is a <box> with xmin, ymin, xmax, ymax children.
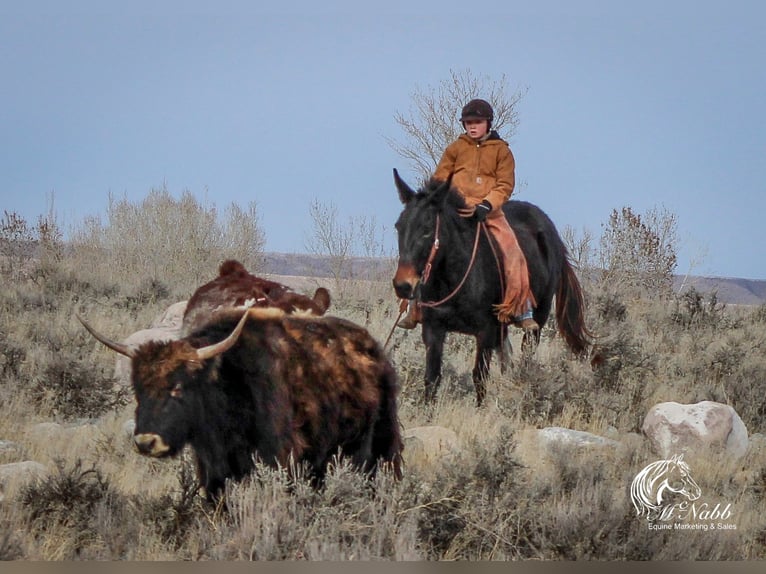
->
<box><xmin>630</xmin><ymin>454</ymin><xmax>702</xmax><ymax>521</ymax></box>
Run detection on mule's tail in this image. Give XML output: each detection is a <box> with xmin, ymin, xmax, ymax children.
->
<box><xmin>555</xmin><ymin>258</ymin><xmax>592</xmax><ymax>356</ymax></box>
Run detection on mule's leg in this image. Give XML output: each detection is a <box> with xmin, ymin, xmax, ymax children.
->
<box><xmin>422</xmin><ymin>326</ymin><xmax>446</xmax><ymax>403</ymax></box>
<box><xmin>498</xmin><ymin>324</ymin><xmax>512</xmax><ymax>374</ymax></box>
<box><xmin>473</xmin><ymin>335</ymin><xmax>495</xmax><ymax>406</ymax></box>
<box><xmin>521</xmin><ymin>297</ymin><xmax>549</xmax><ymax>358</ymax></box>
<box><xmin>521</xmin><ymin>328</ymin><xmax>541</xmax><ymax>358</ymax></box>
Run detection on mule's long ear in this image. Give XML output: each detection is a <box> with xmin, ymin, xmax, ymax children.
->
<box><xmin>393</xmin><ymin>168</ymin><xmax>416</xmax><ymax>204</ymax></box>
<box><xmin>77</xmin><ymin>314</ymin><xmax>135</xmax><ymax>358</ymax></box>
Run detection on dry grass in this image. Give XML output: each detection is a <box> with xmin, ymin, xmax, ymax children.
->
<box><xmin>1</xmin><ymin>206</ymin><xmax>765</xmax><ymax>561</ymax></box>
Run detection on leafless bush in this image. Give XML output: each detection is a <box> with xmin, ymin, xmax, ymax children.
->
<box><xmin>68</xmin><ymin>184</ymin><xmax>265</xmax><ymax>297</ymax></box>
<box><xmin>671</xmin><ymin>286</ymin><xmax>728</xmax><ymax>329</ymax></box>
<box><xmin>0</xmin><ymin>520</ymin><xmax>23</xmax><ymax>560</ymax></box>
<box><xmin>562</xmin><ymin>224</ymin><xmax>596</xmax><ymax>272</ymax></box>
<box><xmin>0</xmin><ymin>210</ymin><xmax>33</xmax><ymax>278</ymax></box>
<box><xmin>19</xmin><ymin>459</ymin><xmax>117</xmax><ymax>559</ymax></box>
<box><xmin>0</xmin><ymin>206</ymin><xmax>64</xmax><ymax>283</ymax></box>
<box><xmin>598</xmin><ymin>206</ymin><xmax>678</xmax><ymax>297</ymax></box>
<box><xmin>305</xmin><ymin>198</ymin><xmax>395</xmax><ymax>305</ymax></box>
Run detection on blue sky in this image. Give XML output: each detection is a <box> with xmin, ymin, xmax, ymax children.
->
<box><xmin>2</xmin><ymin>1</ymin><xmax>764</xmax><ymax>279</ymax></box>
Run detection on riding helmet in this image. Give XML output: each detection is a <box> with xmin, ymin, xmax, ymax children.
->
<box><xmin>460</xmin><ymin>99</ymin><xmax>494</xmax><ymax>123</ymax></box>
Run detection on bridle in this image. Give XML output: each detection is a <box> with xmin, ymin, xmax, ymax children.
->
<box><xmin>419</xmin><ymin>213</ymin><xmax>502</xmax><ymax>308</ymax></box>
<box><xmin>384</xmin><ymin>209</ymin><xmax>504</xmax><ymax>351</ymax></box>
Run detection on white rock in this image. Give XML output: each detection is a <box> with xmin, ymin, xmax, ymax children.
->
<box><xmin>0</xmin><ymin>440</ymin><xmax>23</xmax><ymax>457</ymax></box>
<box><xmin>0</xmin><ymin>461</ymin><xmax>48</xmax><ymax>502</ymax></box>
<box><xmin>113</xmin><ymin>325</ymin><xmax>181</xmax><ymax>387</ymax></box>
<box><xmin>642</xmin><ymin>401</ymin><xmax>749</xmax><ymax>459</ymax></box>
<box><xmin>537</xmin><ymin>426</ymin><xmax>621</xmax><ymax>450</ymax></box>
<box><xmin>403</xmin><ymin>426</ymin><xmax>460</xmax><ymax>464</ymax></box>
<box><xmin>150</xmin><ymin>300</ymin><xmax>188</xmax><ymax>329</ymax></box>
<box><xmin>25</xmin><ymin>421</ymin><xmax>101</xmax><ymax>445</ymax></box>
<box><xmin>122</xmin><ymin>419</ymin><xmax>136</xmax><ymax>439</ymax></box>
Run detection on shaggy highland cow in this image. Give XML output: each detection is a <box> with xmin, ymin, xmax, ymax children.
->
<box><xmin>79</xmin><ymin>307</ymin><xmax>403</xmax><ymax>499</ymax></box>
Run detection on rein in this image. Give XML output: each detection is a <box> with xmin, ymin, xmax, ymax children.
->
<box><xmin>384</xmin><ymin>211</ymin><xmax>502</xmax><ymax>352</ymax></box>
<box><xmin>420</xmin><ymin>214</ymin><xmax>484</xmax><ymax>309</ymax></box>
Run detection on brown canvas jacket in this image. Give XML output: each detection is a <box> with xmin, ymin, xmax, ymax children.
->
<box><xmin>433</xmin><ymin>131</ymin><xmax>515</xmax><ymax>210</ymax></box>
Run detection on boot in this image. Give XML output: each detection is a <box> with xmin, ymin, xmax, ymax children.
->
<box><xmin>517</xmin><ymin>317</ymin><xmax>539</xmax><ymax>331</ymax></box>
<box><xmin>397</xmin><ymin>301</ymin><xmax>421</xmax><ymax>329</ymax></box>
<box><xmin>513</xmin><ymin>307</ymin><xmax>539</xmax><ymax>331</ymax></box>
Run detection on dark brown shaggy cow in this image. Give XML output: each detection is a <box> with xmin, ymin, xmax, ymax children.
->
<box><xmin>181</xmin><ymin>259</ymin><xmax>331</xmax><ymax>335</ymax></box>
<box><xmin>79</xmin><ymin>307</ymin><xmax>403</xmax><ymax>499</ymax></box>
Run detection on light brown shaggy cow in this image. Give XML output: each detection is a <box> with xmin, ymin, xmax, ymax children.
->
<box><xmin>181</xmin><ymin>259</ymin><xmax>331</xmax><ymax>335</ymax></box>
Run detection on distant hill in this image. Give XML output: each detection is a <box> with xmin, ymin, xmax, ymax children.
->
<box><xmin>673</xmin><ymin>275</ymin><xmax>766</xmax><ymax>306</ymax></box>
<box><xmin>261</xmin><ymin>252</ymin><xmax>766</xmax><ymax>307</ymax></box>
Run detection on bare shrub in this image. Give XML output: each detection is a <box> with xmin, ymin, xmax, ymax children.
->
<box><xmin>138</xmin><ymin>453</ymin><xmax>206</xmax><ymax>550</ymax></box>
<box><xmin>19</xmin><ymin>459</ymin><xmax>117</xmax><ymax>559</ymax></box>
<box><xmin>30</xmin><ymin>349</ymin><xmax>128</xmax><ymax>420</ymax></box>
<box><xmin>562</xmin><ymin>224</ymin><xmax>596</xmax><ymax>272</ymax></box>
<box><xmin>0</xmin><ymin>331</ymin><xmax>26</xmax><ymax>379</ymax></box>
<box><xmin>68</xmin><ymin>184</ymin><xmax>266</xmax><ymax>297</ymax></box>
<box><xmin>598</xmin><ymin>206</ymin><xmax>678</xmax><ymax>298</ymax></box>
<box><xmin>752</xmin><ymin>303</ymin><xmax>766</xmax><ymax>325</ymax></box>
<box><xmin>671</xmin><ymin>286</ymin><xmax>728</xmax><ymax>329</ymax></box>
<box><xmin>0</xmin><ymin>206</ymin><xmax>64</xmax><ymax>283</ymax></box>
<box><xmin>213</xmin><ymin>457</ymin><xmax>418</xmax><ymax>560</ymax></box>
<box><xmin>304</xmin><ymin>198</ymin><xmax>395</xmax><ymax>306</ymax></box>
<box><xmin>0</xmin><ymin>210</ymin><xmax>33</xmax><ymax>279</ymax></box>
<box><xmin>0</xmin><ymin>520</ymin><xmax>24</xmax><ymax>560</ymax></box>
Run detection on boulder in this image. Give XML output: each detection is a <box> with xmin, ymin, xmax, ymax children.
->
<box><xmin>25</xmin><ymin>421</ymin><xmax>101</xmax><ymax>445</ymax></box>
<box><xmin>536</xmin><ymin>427</ymin><xmax>621</xmax><ymax>451</ymax></box>
<box><xmin>111</xmin><ymin>301</ymin><xmax>189</xmax><ymax>388</ymax></box>
<box><xmin>403</xmin><ymin>426</ymin><xmax>460</xmax><ymax>465</ymax></box>
<box><xmin>0</xmin><ymin>461</ymin><xmax>48</xmax><ymax>502</ymax></box>
<box><xmin>0</xmin><ymin>440</ymin><xmax>23</xmax><ymax>458</ymax></box>
<box><xmin>150</xmin><ymin>300</ymin><xmax>188</xmax><ymax>329</ymax></box>
<box><xmin>114</xmin><ymin>325</ymin><xmax>181</xmax><ymax>387</ymax></box>
<box><xmin>642</xmin><ymin>401</ymin><xmax>749</xmax><ymax>459</ymax></box>
<box><xmin>122</xmin><ymin>419</ymin><xmax>136</xmax><ymax>439</ymax></box>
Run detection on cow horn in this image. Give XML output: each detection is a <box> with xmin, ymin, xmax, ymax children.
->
<box><xmin>77</xmin><ymin>314</ymin><xmax>136</xmax><ymax>358</ymax></box>
<box><xmin>195</xmin><ymin>309</ymin><xmax>251</xmax><ymax>361</ymax></box>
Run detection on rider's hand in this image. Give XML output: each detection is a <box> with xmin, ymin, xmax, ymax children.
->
<box><xmin>474</xmin><ymin>200</ymin><xmax>492</xmax><ymax>222</ymax></box>
<box><xmin>458</xmin><ymin>200</ymin><xmax>492</xmax><ymax>221</ymax></box>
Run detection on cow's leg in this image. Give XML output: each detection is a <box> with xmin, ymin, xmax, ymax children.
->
<box><xmin>422</xmin><ymin>326</ymin><xmax>446</xmax><ymax>403</ymax></box>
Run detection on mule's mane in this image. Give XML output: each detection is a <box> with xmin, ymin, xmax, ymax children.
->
<box><xmin>418</xmin><ymin>178</ymin><xmax>468</xmax><ymax>212</ymax></box>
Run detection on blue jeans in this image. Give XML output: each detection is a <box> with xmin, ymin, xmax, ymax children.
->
<box><xmin>515</xmin><ymin>300</ymin><xmax>534</xmax><ymax>321</ymax></box>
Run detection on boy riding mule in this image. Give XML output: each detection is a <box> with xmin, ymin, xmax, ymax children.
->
<box><xmin>391</xmin><ymin>170</ymin><xmax>591</xmax><ymax>405</ymax></box>
<box><xmin>398</xmin><ymin>98</ymin><xmax>537</xmax><ymax>331</ymax></box>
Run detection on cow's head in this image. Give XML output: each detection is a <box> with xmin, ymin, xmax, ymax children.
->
<box><xmin>78</xmin><ymin>310</ymin><xmax>252</xmax><ymax>457</ymax></box>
